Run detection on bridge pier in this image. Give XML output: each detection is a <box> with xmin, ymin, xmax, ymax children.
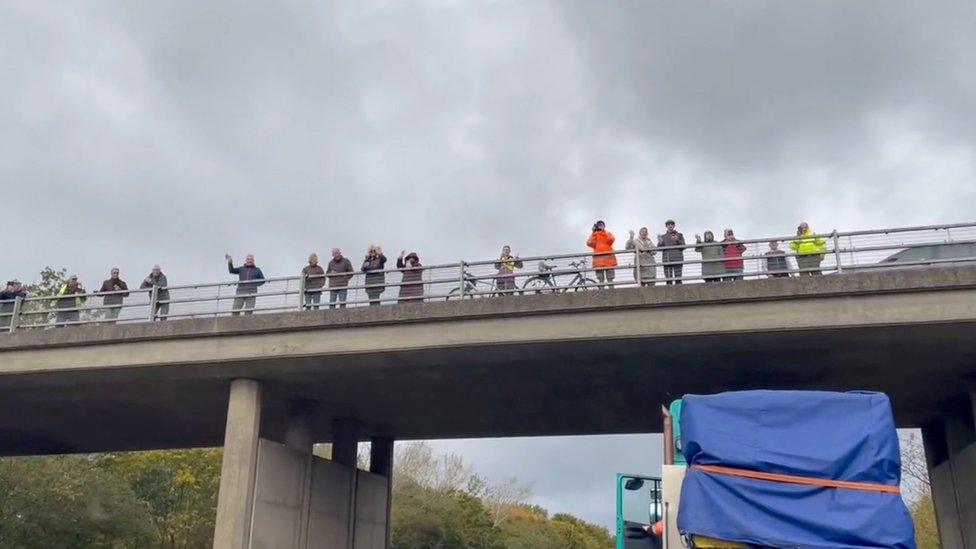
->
<box><xmin>213</xmin><ymin>379</ymin><xmax>392</xmax><ymax>549</ymax></box>
<box><xmin>922</xmin><ymin>385</ymin><xmax>976</xmax><ymax>548</ymax></box>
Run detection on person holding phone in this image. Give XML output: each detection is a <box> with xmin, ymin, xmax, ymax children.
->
<box><xmin>587</xmin><ymin>220</ymin><xmax>617</xmax><ymax>288</ymax></box>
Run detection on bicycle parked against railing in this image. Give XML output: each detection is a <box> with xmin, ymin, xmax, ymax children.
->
<box><xmin>521</xmin><ymin>259</ymin><xmax>598</xmax><ymax>293</ymax></box>
<box><xmin>446</xmin><ymin>271</ymin><xmax>498</xmax><ymax>299</ymax></box>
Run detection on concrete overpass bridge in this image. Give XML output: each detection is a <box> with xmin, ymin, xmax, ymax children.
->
<box><xmin>2</xmin><ymin>266</ymin><xmax>976</xmax><ymax>547</ymax></box>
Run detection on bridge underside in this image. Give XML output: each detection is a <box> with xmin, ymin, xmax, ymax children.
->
<box><xmin>0</xmin><ymin>320</ymin><xmax>973</xmax><ymax>456</ymax></box>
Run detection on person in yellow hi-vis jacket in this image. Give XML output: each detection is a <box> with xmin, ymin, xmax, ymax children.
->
<box><xmin>53</xmin><ymin>275</ymin><xmax>87</xmax><ymax>327</ymax></box>
<box><xmin>790</xmin><ymin>222</ymin><xmax>827</xmax><ymax>275</ymax></box>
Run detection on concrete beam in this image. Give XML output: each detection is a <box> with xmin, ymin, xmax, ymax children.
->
<box><xmin>214</xmin><ymin>379</ymin><xmax>262</xmax><ymax>549</ymax></box>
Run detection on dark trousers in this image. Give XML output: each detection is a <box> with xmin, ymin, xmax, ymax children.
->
<box><xmin>104</xmin><ymin>306</ymin><xmax>121</xmax><ymax>325</ymax></box>
<box><xmin>329</xmin><ymin>288</ymin><xmax>348</xmax><ymax>309</ymax></box>
<box><xmin>723</xmin><ymin>268</ymin><xmax>743</xmax><ymax>282</ymax></box>
<box><xmin>55</xmin><ymin>310</ymin><xmax>79</xmax><ymax>327</ymax></box>
<box><xmin>663</xmin><ymin>264</ymin><xmax>683</xmax><ymax>284</ymax></box>
<box><xmin>366</xmin><ymin>289</ymin><xmax>382</xmax><ymax>306</ymax></box>
<box><xmin>304</xmin><ymin>291</ymin><xmax>321</xmax><ymax>310</ymax></box>
<box><xmin>152</xmin><ymin>302</ymin><xmax>169</xmax><ymax>320</ymax></box>
<box><xmin>232</xmin><ymin>294</ymin><xmax>256</xmax><ymax>315</ymax></box>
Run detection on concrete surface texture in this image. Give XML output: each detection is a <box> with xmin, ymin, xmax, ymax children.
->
<box><xmin>0</xmin><ymin>267</ymin><xmax>975</xmax><ymax>456</ymax></box>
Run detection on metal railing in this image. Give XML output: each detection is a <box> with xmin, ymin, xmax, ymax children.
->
<box><xmin>2</xmin><ymin>221</ymin><xmax>974</xmax><ymax>332</ymax></box>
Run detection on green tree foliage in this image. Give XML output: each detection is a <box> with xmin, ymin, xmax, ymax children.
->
<box><xmin>391</xmin><ymin>442</ymin><xmax>612</xmax><ymax>549</ymax></box>
<box><xmin>910</xmin><ymin>493</ymin><xmax>938</xmax><ymax>549</ymax></box>
<box><xmin>99</xmin><ymin>449</ymin><xmax>223</xmax><ymax>548</ymax></box>
<box><xmin>0</xmin><ymin>455</ymin><xmax>151</xmax><ymax>548</ymax></box>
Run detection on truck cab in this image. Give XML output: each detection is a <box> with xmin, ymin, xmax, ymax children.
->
<box><xmin>616</xmin><ymin>473</ymin><xmax>663</xmax><ymax>549</ymax></box>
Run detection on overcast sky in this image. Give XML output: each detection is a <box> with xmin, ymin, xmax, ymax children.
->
<box><xmin>2</xmin><ymin>0</ymin><xmax>974</xmax><ymax>530</ymax></box>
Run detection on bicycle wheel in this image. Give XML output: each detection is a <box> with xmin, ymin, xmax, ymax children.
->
<box><xmin>522</xmin><ymin>277</ymin><xmax>554</xmax><ymax>294</ymax></box>
<box><xmin>572</xmin><ymin>278</ymin><xmax>599</xmax><ymax>291</ymax></box>
<box><xmin>446</xmin><ymin>287</ymin><xmax>463</xmax><ymax>301</ymax></box>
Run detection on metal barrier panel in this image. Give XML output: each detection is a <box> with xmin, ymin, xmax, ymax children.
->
<box><xmin>307</xmin><ymin>456</ymin><xmax>353</xmax><ymax>549</ymax></box>
<box><xmin>353</xmin><ymin>471</ymin><xmax>389</xmax><ymax>549</ymax></box>
<box><xmin>249</xmin><ymin>439</ymin><xmax>307</xmax><ymax>548</ymax></box>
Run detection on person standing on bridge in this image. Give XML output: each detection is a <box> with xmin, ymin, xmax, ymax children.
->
<box><xmin>362</xmin><ymin>245</ymin><xmax>388</xmax><ymax>306</ymax></box>
<box><xmin>301</xmin><ymin>253</ymin><xmax>325</xmax><ymax>310</ymax></box>
<box><xmin>99</xmin><ymin>267</ymin><xmax>130</xmax><ymax>324</ymax></box>
<box><xmin>494</xmin><ymin>245</ymin><xmax>523</xmax><ymax>295</ymax></box>
<box><xmin>141</xmin><ymin>265</ymin><xmax>169</xmax><ymax>320</ymax></box>
<box><xmin>694</xmin><ymin>231</ymin><xmax>724</xmax><ymax>283</ymax></box>
<box><xmin>226</xmin><ymin>254</ymin><xmax>266</xmax><ymax>315</ymax></box>
<box><xmin>721</xmin><ymin>229</ymin><xmax>747</xmax><ymax>281</ymax></box>
<box><xmin>53</xmin><ymin>275</ymin><xmax>86</xmax><ymax>327</ymax></box>
<box><xmin>0</xmin><ymin>279</ymin><xmax>27</xmax><ymax>329</ymax></box>
<box><xmin>658</xmin><ymin>220</ymin><xmax>686</xmax><ymax>284</ymax></box>
<box><xmin>790</xmin><ymin>222</ymin><xmax>827</xmax><ymax>275</ymax></box>
<box><xmin>763</xmin><ymin>241</ymin><xmax>791</xmax><ymax>278</ymax></box>
<box><xmin>326</xmin><ymin>248</ymin><xmax>354</xmax><ymax>309</ymax></box>
<box><xmin>397</xmin><ymin>251</ymin><xmax>424</xmax><ymax>303</ymax></box>
<box><xmin>626</xmin><ymin>228</ymin><xmax>657</xmax><ymax>286</ymax></box>
<box><xmin>587</xmin><ymin>220</ymin><xmax>617</xmax><ymax>288</ymax></box>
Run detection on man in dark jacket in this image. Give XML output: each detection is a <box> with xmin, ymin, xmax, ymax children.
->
<box><xmin>226</xmin><ymin>254</ymin><xmax>266</xmax><ymax>316</ymax></box>
<box><xmin>326</xmin><ymin>248</ymin><xmax>354</xmax><ymax>309</ymax></box>
<box><xmin>0</xmin><ymin>279</ymin><xmax>27</xmax><ymax>329</ymax></box>
<box><xmin>99</xmin><ymin>267</ymin><xmax>130</xmax><ymax>323</ymax></box>
<box><xmin>302</xmin><ymin>253</ymin><xmax>325</xmax><ymax>310</ymax></box>
<box><xmin>657</xmin><ymin>219</ymin><xmax>686</xmax><ymax>285</ymax></box>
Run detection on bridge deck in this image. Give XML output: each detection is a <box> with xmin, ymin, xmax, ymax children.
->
<box><xmin>1</xmin><ymin>267</ymin><xmax>975</xmax><ymax>455</ymax></box>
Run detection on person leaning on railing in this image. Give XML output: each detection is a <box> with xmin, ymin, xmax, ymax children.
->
<box><xmin>0</xmin><ymin>279</ymin><xmax>27</xmax><ymax>329</ymax></box>
<box><xmin>626</xmin><ymin>228</ymin><xmax>657</xmax><ymax>287</ymax></box>
<box><xmin>494</xmin><ymin>245</ymin><xmax>524</xmax><ymax>295</ymax></box>
<box><xmin>658</xmin><ymin>219</ymin><xmax>686</xmax><ymax>285</ymax></box>
<box><xmin>362</xmin><ymin>245</ymin><xmax>387</xmax><ymax>306</ymax></box>
<box><xmin>53</xmin><ymin>275</ymin><xmax>86</xmax><ymax>327</ymax></box>
<box><xmin>721</xmin><ymin>229</ymin><xmax>747</xmax><ymax>282</ymax></box>
<box><xmin>396</xmin><ymin>251</ymin><xmax>424</xmax><ymax>303</ymax></box>
<box><xmin>141</xmin><ymin>265</ymin><xmax>170</xmax><ymax>320</ymax></box>
<box><xmin>301</xmin><ymin>253</ymin><xmax>325</xmax><ymax>310</ymax></box>
<box><xmin>694</xmin><ymin>231</ymin><xmax>724</xmax><ymax>283</ymax></box>
<box><xmin>587</xmin><ymin>220</ymin><xmax>617</xmax><ymax>288</ymax></box>
<box><xmin>763</xmin><ymin>241</ymin><xmax>791</xmax><ymax>278</ymax></box>
<box><xmin>790</xmin><ymin>222</ymin><xmax>827</xmax><ymax>276</ymax></box>
<box><xmin>326</xmin><ymin>248</ymin><xmax>354</xmax><ymax>309</ymax></box>
<box><xmin>99</xmin><ymin>267</ymin><xmax>129</xmax><ymax>324</ymax></box>
<box><xmin>226</xmin><ymin>254</ymin><xmax>266</xmax><ymax>316</ymax></box>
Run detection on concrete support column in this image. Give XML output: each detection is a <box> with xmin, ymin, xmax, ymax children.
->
<box><xmin>333</xmin><ymin>418</ymin><xmax>360</xmax><ymax>467</ymax></box>
<box><xmin>333</xmin><ymin>419</ymin><xmax>361</xmax><ymax>549</ymax></box>
<box><xmin>214</xmin><ymin>379</ymin><xmax>263</xmax><ymax>549</ymax></box>
<box><xmin>370</xmin><ymin>437</ymin><xmax>394</xmax><ymax>549</ymax></box>
<box><xmin>285</xmin><ymin>400</ymin><xmax>316</xmax><ymax>549</ymax></box>
<box><xmin>923</xmin><ymin>387</ymin><xmax>976</xmax><ymax>548</ymax></box>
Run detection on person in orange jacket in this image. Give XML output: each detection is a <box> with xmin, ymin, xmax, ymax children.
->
<box><xmin>587</xmin><ymin>220</ymin><xmax>618</xmax><ymax>288</ymax></box>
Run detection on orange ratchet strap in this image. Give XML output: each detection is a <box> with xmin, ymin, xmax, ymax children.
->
<box><xmin>692</xmin><ymin>464</ymin><xmax>900</xmax><ymax>494</ymax></box>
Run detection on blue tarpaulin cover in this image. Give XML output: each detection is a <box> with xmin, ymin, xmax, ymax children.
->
<box><xmin>676</xmin><ymin>390</ymin><xmax>916</xmax><ymax>548</ymax></box>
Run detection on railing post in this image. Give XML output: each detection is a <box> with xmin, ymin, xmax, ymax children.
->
<box><xmin>9</xmin><ymin>296</ymin><xmax>22</xmax><ymax>333</ymax></box>
<box><xmin>458</xmin><ymin>261</ymin><xmax>466</xmax><ymax>298</ymax></box>
<box><xmin>633</xmin><ymin>244</ymin><xmax>641</xmax><ymax>287</ymax></box>
<box><xmin>832</xmin><ymin>230</ymin><xmax>843</xmax><ymax>273</ymax></box>
<box><xmin>298</xmin><ymin>272</ymin><xmax>306</xmax><ymax>311</ymax></box>
<box><xmin>148</xmin><ymin>285</ymin><xmax>159</xmax><ymax>321</ymax></box>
